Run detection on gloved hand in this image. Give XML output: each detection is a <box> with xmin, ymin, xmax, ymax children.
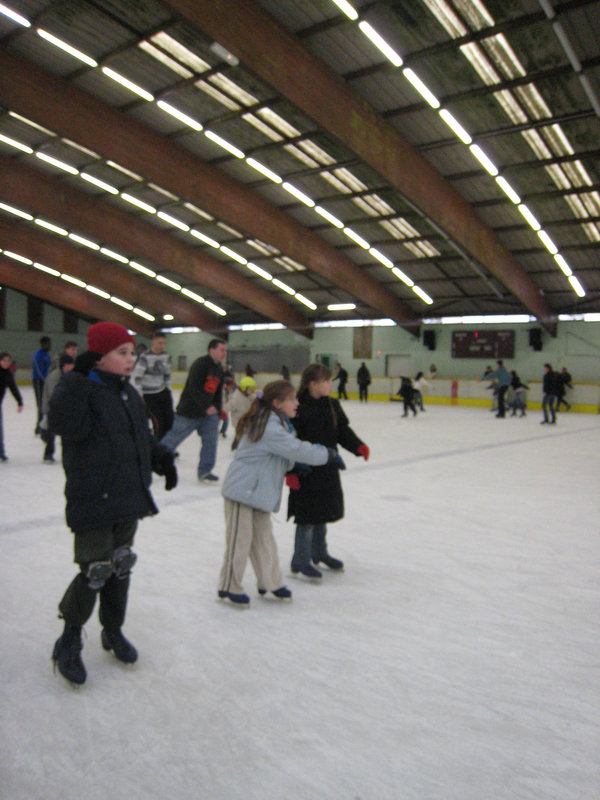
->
<box><xmin>327</xmin><ymin>448</ymin><xmax>346</xmax><ymax>470</ymax></box>
<box><xmin>219</xmin><ymin>409</ymin><xmax>227</xmax><ymax>421</ymax></box>
<box><xmin>293</xmin><ymin>462</ymin><xmax>312</xmax><ymax>477</ymax></box>
<box><xmin>152</xmin><ymin>447</ymin><xmax>178</xmax><ymax>491</ymax></box>
<box><xmin>285</xmin><ymin>473</ymin><xmax>300</xmax><ymax>490</ymax></box>
<box><xmin>74</xmin><ymin>351</ymin><xmax>102</xmax><ymax>375</ymax></box>
<box><xmin>357</xmin><ymin>444</ymin><xmax>370</xmax><ymax>461</ymax></box>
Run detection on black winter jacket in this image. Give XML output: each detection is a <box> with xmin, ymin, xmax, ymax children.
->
<box><xmin>287</xmin><ymin>394</ymin><xmax>364</xmax><ymax>525</ymax></box>
<box><xmin>48</xmin><ymin>369</ymin><xmax>160</xmax><ymax>532</ymax></box>
<box><xmin>176</xmin><ymin>354</ymin><xmax>224</xmax><ymax>418</ymax></box>
<box><xmin>0</xmin><ymin>367</ymin><xmax>23</xmax><ymax>406</ymax></box>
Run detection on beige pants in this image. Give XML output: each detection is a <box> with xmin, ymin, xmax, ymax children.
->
<box><xmin>219</xmin><ymin>499</ymin><xmax>284</xmax><ymax>595</ymax></box>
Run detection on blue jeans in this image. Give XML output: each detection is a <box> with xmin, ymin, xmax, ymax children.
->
<box><xmin>292</xmin><ymin>523</ymin><xmax>327</xmax><ymax>570</ymax></box>
<box><xmin>542</xmin><ymin>394</ymin><xmax>556</xmax><ymax>423</ymax></box>
<box><xmin>160</xmin><ymin>413</ymin><xmax>220</xmax><ymax>477</ymax></box>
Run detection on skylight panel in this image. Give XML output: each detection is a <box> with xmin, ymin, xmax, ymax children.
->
<box><xmin>483</xmin><ymin>34</ymin><xmax>526</xmax><ymax>80</ymax></box>
<box><xmin>138</xmin><ymin>41</ymin><xmax>193</xmax><ymax>79</ymax></box>
<box><xmin>195</xmin><ymin>80</ymin><xmax>240</xmax><ymax>111</ymax></box>
<box><xmin>106</xmin><ymin>161</ymin><xmax>142</xmax><ymax>181</ymax></box>
<box><xmin>365</xmin><ymin>195</ymin><xmax>395</xmax><ymax>216</ymax></box>
<box><xmin>246</xmin><ymin>239</ymin><xmax>278</xmax><ymax>256</ymax></box>
<box><xmin>454</xmin><ymin>0</ymin><xmax>493</xmax><ymax>28</ymax></box>
<box><xmin>150</xmin><ymin>32</ymin><xmax>210</xmax><ymax>74</ymax></box>
<box><xmin>493</xmin><ymin>90</ymin><xmax>528</xmax><ymax>124</ymax></box>
<box><xmin>320</xmin><ymin>171</ymin><xmax>352</xmax><ymax>194</ymax></box>
<box><xmin>242</xmin><ymin>114</ymin><xmax>284</xmax><ymax>142</ymax></box>
<box><xmin>283</xmin><ymin>144</ymin><xmax>319</xmax><ymax>168</ymax></box>
<box><xmin>184</xmin><ymin>202</ymin><xmax>213</xmax><ymax>221</ymax></box>
<box><xmin>216</xmin><ymin>221</ymin><xmax>241</xmax><ymax>236</ymax></box>
<box><xmin>8</xmin><ymin>111</ymin><xmax>53</xmax><ymax>136</ymax></box>
<box><xmin>563</xmin><ymin>160</ymin><xmax>593</xmax><ymax>187</ymax></box>
<box><xmin>403</xmin><ymin>241</ymin><xmax>428</xmax><ymax>258</ymax></box>
<box><xmin>521</xmin><ymin>129</ymin><xmax>552</xmax><ymax>159</ymax></box>
<box><xmin>581</xmin><ymin>222</ymin><xmax>600</xmax><ymax>242</ymax></box>
<box><xmin>352</xmin><ymin>197</ymin><xmax>381</xmax><ymax>217</ymax></box>
<box><xmin>274</xmin><ymin>257</ymin><xmax>295</xmax><ymax>272</ymax></box>
<box><xmin>459</xmin><ymin>43</ymin><xmax>500</xmax><ymax>85</ymax></box>
<box><xmin>420</xmin><ymin>0</ymin><xmax>467</xmax><ymax>37</ymax></box>
<box><xmin>544</xmin><ymin>164</ymin><xmax>572</xmax><ymax>191</ymax></box>
<box><xmin>298</xmin><ymin>140</ymin><xmax>336</xmax><ymax>165</ymax></box>
<box><xmin>257</xmin><ymin>109</ymin><xmax>300</xmax><ymax>138</ymax></box>
<box><xmin>334</xmin><ymin>168</ymin><xmax>367</xmax><ymax>192</ymax></box>
<box><xmin>514</xmin><ymin>85</ymin><xmax>552</xmax><ymax>119</ymax></box>
<box><xmin>209</xmin><ymin>74</ymin><xmax>258</xmax><ymax>106</ymax></box>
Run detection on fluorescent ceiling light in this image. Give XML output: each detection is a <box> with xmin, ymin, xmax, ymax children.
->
<box><xmin>282</xmin><ymin>182</ymin><xmax>315</xmax><ymax>207</ymax></box>
<box><xmin>469</xmin><ymin>144</ymin><xmax>499</xmax><ymax>176</ymax></box>
<box><xmin>402</xmin><ymin>68</ymin><xmax>440</xmax><ymax>108</ymax></box>
<box><xmin>295</xmin><ymin>293</ymin><xmax>317</xmax><ymax>310</ymax></box>
<box><xmin>190</xmin><ymin>229</ymin><xmax>219</xmax><ymax>248</ymax></box>
<box><xmin>163</xmin><ymin>314</ymin><xmax>174</xmax><ymax>320</ymax></box>
<box><xmin>0</xmin><ymin>3</ymin><xmax>30</xmax><ymax>26</ymax></box>
<box><xmin>358</xmin><ymin>21</ymin><xmax>403</xmax><ymax>67</ymax></box>
<box><xmin>80</xmin><ymin>173</ymin><xmax>119</xmax><ymax>194</ymax></box>
<box><xmin>37</xmin><ymin>28</ymin><xmax>98</xmax><ymax>67</ymax></box>
<box><xmin>272</xmin><ymin>278</ymin><xmax>295</xmax><ymax>295</ymax></box>
<box><xmin>100</xmin><ymin>247</ymin><xmax>129</xmax><ymax>263</ymax></box>
<box><xmin>101</xmin><ymin>67</ymin><xmax>154</xmax><ymax>102</ymax></box>
<box><xmin>86</xmin><ymin>285</ymin><xmax>110</xmax><ymax>298</ymax></box>
<box><xmin>4</xmin><ymin>251</ymin><xmax>32</xmax><ymax>264</ymax></box>
<box><xmin>35</xmin><ymin>152</ymin><xmax>79</xmax><ymax>174</ymax></box>
<box><xmin>220</xmin><ymin>245</ymin><xmax>247</xmax><ymax>264</ymax></box>
<box><xmin>0</xmin><ymin>133</ymin><xmax>33</xmax><ymax>153</ymax></box>
<box><xmin>0</xmin><ymin>202</ymin><xmax>33</xmax><ymax>220</ymax></box>
<box><xmin>246</xmin><ymin>262</ymin><xmax>272</xmax><ymax>281</ymax></box>
<box><xmin>330</xmin><ymin>0</ymin><xmax>359</xmax><ymax>20</ymax></box>
<box><xmin>180</xmin><ymin>288</ymin><xmax>205</xmax><ymax>303</ymax></box>
<box><xmin>204</xmin><ymin>300</ymin><xmax>226</xmax><ymax>316</ymax></box>
<box><xmin>568</xmin><ymin>275</ymin><xmax>585</xmax><ymax>297</ymax></box>
<box><xmin>554</xmin><ymin>254</ymin><xmax>572</xmax><ymax>276</ymax></box>
<box><xmin>156</xmin><ymin>101</ymin><xmax>203</xmax><ymax>131</ymax></box>
<box><xmin>129</xmin><ymin>261</ymin><xmax>156</xmax><ymax>278</ymax></box>
<box><xmin>412</xmin><ymin>285</ymin><xmax>434</xmax><ymax>304</ymax></box>
<box><xmin>157</xmin><ymin>211</ymin><xmax>190</xmax><ymax>231</ymax></box>
<box><xmin>35</xmin><ymin>218</ymin><xmax>68</xmax><ymax>235</ymax></box>
<box><xmin>518</xmin><ymin>204</ymin><xmax>541</xmax><ymax>231</ymax></box>
<box><xmin>392</xmin><ymin>267</ymin><xmax>414</xmax><ymax>287</ymax></box>
<box><xmin>69</xmin><ymin>233</ymin><xmax>99</xmax><ymax>250</ymax></box>
<box><xmin>61</xmin><ymin>274</ymin><xmax>86</xmax><ymax>287</ymax></box>
<box><xmin>328</xmin><ymin>303</ymin><xmax>356</xmax><ymax>311</ymax></box>
<box><xmin>315</xmin><ymin>205</ymin><xmax>344</xmax><ymax>228</ymax></box>
<box><xmin>33</xmin><ymin>261</ymin><xmax>60</xmax><ymax>276</ymax></box>
<box><xmin>120</xmin><ymin>194</ymin><xmax>156</xmax><ymax>214</ymax></box>
<box><xmin>156</xmin><ymin>275</ymin><xmax>182</xmax><ymax>290</ymax></box>
<box><xmin>537</xmin><ymin>230</ymin><xmax>558</xmax><ymax>254</ymax></box>
<box><xmin>110</xmin><ymin>296</ymin><xmax>134</xmax><ymax>310</ymax></box>
<box><xmin>343</xmin><ymin>227</ymin><xmax>370</xmax><ymax>249</ymax></box>
<box><xmin>204</xmin><ymin>130</ymin><xmax>245</xmax><ymax>158</ymax></box>
<box><xmin>245</xmin><ymin>158</ymin><xmax>282</xmax><ymax>183</ymax></box>
<box><xmin>495</xmin><ymin>175</ymin><xmax>520</xmax><ymax>204</ymax></box>
<box><xmin>438</xmin><ymin>109</ymin><xmax>472</xmax><ymax>144</ymax></box>
<box><xmin>369</xmin><ymin>247</ymin><xmax>394</xmax><ymax>269</ymax></box>
<box><xmin>133</xmin><ymin>308</ymin><xmax>155</xmax><ymax>321</ymax></box>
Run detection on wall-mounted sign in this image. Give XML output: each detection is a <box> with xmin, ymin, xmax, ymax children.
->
<box><xmin>451</xmin><ymin>330</ymin><xmax>515</xmax><ymax>359</ymax></box>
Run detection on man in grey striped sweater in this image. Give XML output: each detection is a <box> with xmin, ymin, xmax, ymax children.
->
<box><xmin>131</xmin><ymin>331</ymin><xmax>174</xmax><ymax>439</ymax></box>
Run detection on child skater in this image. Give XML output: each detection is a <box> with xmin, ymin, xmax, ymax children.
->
<box><xmin>218</xmin><ymin>380</ymin><xmax>340</xmax><ymax>606</ymax></box>
<box><xmin>48</xmin><ymin>322</ymin><xmax>178</xmax><ymax>686</ymax></box>
<box><xmin>288</xmin><ymin>363</ymin><xmax>370</xmax><ymax>578</ymax></box>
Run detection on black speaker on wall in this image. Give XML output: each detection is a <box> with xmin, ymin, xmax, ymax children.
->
<box><xmin>423</xmin><ymin>330</ymin><xmax>436</xmax><ymax>351</ymax></box>
<box><xmin>529</xmin><ymin>328</ymin><xmax>542</xmax><ymax>351</ymax></box>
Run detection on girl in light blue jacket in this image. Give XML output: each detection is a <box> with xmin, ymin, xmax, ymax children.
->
<box><xmin>218</xmin><ymin>380</ymin><xmax>333</xmax><ymax>606</ymax></box>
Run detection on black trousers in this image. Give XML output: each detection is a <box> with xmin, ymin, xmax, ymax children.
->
<box><xmin>337</xmin><ymin>381</ymin><xmax>348</xmax><ymax>400</ymax></box>
<box><xmin>59</xmin><ymin>519</ymin><xmax>137</xmax><ymax>630</ymax></box>
<box><xmin>144</xmin><ymin>389</ymin><xmax>174</xmax><ymax>440</ymax></box>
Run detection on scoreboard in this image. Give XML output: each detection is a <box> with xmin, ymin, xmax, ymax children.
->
<box><xmin>451</xmin><ymin>330</ymin><xmax>515</xmax><ymax>359</ymax></box>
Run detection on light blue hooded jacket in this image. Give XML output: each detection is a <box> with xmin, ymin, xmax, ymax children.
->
<box><xmin>221</xmin><ymin>411</ymin><xmax>329</xmax><ymax>512</ymax></box>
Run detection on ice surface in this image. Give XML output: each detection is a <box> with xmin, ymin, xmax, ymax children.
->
<box><xmin>1</xmin><ymin>389</ymin><xmax>599</xmax><ymax>800</ymax></box>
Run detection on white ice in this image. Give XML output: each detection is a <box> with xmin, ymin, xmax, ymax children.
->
<box><xmin>1</xmin><ymin>388</ymin><xmax>599</xmax><ymax>800</ymax></box>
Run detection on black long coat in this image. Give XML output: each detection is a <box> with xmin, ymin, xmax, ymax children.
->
<box><xmin>287</xmin><ymin>394</ymin><xmax>364</xmax><ymax>525</ymax></box>
<box><xmin>49</xmin><ymin>369</ymin><xmax>160</xmax><ymax>532</ymax></box>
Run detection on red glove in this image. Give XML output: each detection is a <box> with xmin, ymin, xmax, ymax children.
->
<box><xmin>285</xmin><ymin>473</ymin><xmax>300</xmax><ymax>490</ymax></box>
<box><xmin>357</xmin><ymin>444</ymin><xmax>370</xmax><ymax>461</ymax></box>
<box><xmin>219</xmin><ymin>410</ymin><xmax>227</xmax><ymax>421</ymax></box>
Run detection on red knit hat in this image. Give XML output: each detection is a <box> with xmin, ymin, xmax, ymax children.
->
<box><xmin>87</xmin><ymin>322</ymin><xmax>135</xmax><ymax>355</ymax></box>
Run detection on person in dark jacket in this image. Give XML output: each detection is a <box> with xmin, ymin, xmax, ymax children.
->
<box><xmin>541</xmin><ymin>363</ymin><xmax>558</xmax><ymax>424</ymax></box>
<box><xmin>0</xmin><ymin>351</ymin><xmax>24</xmax><ymax>462</ymax></box>
<box><xmin>508</xmin><ymin>370</ymin><xmax>528</xmax><ymax>417</ymax></box>
<box><xmin>287</xmin><ymin>363</ymin><xmax>370</xmax><ymax>578</ymax></box>
<box><xmin>333</xmin><ymin>362</ymin><xmax>348</xmax><ymax>400</ymax></box>
<box><xmin>555</xmin><ymin>367</ymin><xmax>572</xmax><ymax>412</ymax></box>
<box><xmin>49</xmin><ymin>322</ymin><xmax>177</xmax><ymax>686</ymax></box>
<box><xmin>160</xmin><ymin>339</ymin><xmax>227</xmax><ymax>482</ymax></box>
<box><xmin>398</xmin><ymin>376</ymin><xmax>417</xmax><ymax>417</ymax></box>
<box><xmin>32</xmin><ymin>335</ymin><xmax>52</xmax><ymax>434</ymax></box>
<box><xmin>357</xmin><ymin>362</ymin><xmax>371</xmax><ymax>402</ymax></box>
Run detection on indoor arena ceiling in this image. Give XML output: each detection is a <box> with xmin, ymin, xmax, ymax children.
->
<box><xmin>0</xmin><ymin>0</ymin><xmax>599</xmax><ymax>338</ymax></box>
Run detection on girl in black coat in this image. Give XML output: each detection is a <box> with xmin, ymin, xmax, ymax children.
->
<box><xmin>48</xmin><ymin>322</ymin><xmax>177</xmax><ymax>686</ymax></box>
<box><xmin>287</xmin><ymin>364</ymin><xmax>369</xmax><ymax>578</ymax></box>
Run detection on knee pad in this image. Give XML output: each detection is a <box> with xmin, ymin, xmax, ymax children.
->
<box><xmin>112</xmin><ymin>546</ymin><xmax>137</xmax><ymax>578</ymax></box>
<box><xmin>85</xmin><ymin>560</ymin><xmax>113</xmax><ymax>590</ymax></box>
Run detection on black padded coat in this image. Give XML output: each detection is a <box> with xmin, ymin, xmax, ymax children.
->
<box><xmin>287</xmin><ymin>394</ymin><xmax>363</xmax><ymax>525</ymax></box>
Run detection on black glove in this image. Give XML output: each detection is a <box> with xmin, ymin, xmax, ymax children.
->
<box><xmin>327</xmin><ymin>448</ymin><xmax>346</xmax><ymax>470</ymax></box>
<box><xmin>152</xmin><ymin>447</ymin><xmax>178</xmax><ymax>491</ymax></box>
<box><xmin>74</xmin><ymin>351</ymin><xmax>102</xmax><ymax>375</ymax></box>
<box><xmin>293</xmin><ymin>462</ymin><xmax>312</xmax><ymax>477</ymax></box>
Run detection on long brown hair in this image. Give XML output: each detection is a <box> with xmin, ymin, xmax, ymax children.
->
<box><xmin>232</xmin><ymin>380</ymin><xmax>295</xmax><ymax>449</ymax></box>
<box><xmin>297</xmin><ymin>362</ymin><xmax>337</xmax><ymax>429</ymax></box>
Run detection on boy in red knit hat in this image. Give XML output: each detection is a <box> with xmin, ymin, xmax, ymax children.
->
<box><xmin>49</xmin><ymin>321</ymin><xmax>178</xmax><ymax>686</ymax></box>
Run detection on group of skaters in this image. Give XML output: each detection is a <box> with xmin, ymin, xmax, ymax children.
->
<box><xmin>9</xmin><ymin>322</ymin><xmax>370</xmax><ymax>687</ymax></box>
<box><xmin>482</xmin><ymin>359</ymin><xmax>573</xmax><ymax>422</ymax></box>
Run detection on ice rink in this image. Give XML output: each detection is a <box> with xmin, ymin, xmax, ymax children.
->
<box><xmin>1</xmin><ymin>387</ymin><xmax>599</xmax><ymax>800</ymax></box>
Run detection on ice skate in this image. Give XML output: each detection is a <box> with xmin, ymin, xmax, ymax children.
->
<box><xmin>52</xmin><ymin>625</ymin><xmax>86</xmax><ymax>685</ymax></box>
<box><xmin>101</xmin><ymin>629</ymin><xmax>138</xmax><ymax>664</ymax></box>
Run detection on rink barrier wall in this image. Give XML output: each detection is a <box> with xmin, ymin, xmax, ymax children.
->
<box><xmin>14</xmin><ymin>371</ymin><xmax>599</xmax><ymax>413</ymax></box>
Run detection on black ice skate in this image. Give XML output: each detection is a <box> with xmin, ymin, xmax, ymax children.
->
<box><xmin>101</xmin><ymin>629</ymin><xmax>138</xmax><ymax>663</ymax></box>
<box><xmin>52</xmin><ymin>625</ymin><xmax>86</xmax><ymax>685</ymax></box>
<box><xmin>315</xmin><ymin>555</ymin><xmax>344</xmax><ymax>571</ymax></box>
